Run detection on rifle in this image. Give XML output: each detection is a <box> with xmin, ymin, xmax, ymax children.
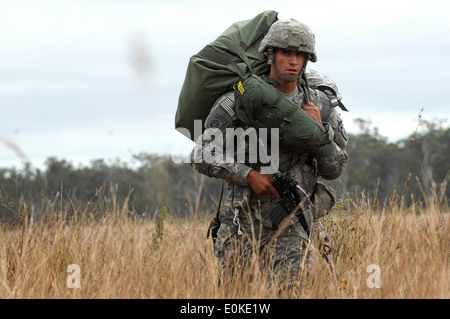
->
<box><xmin>271</xmin><ymin>171</ymin><xmax>339</xmax><ymax>279</ymax></box>
<box><xmin>270</xmin><ymin>171</ymin><xmax>314</xmax><ymax>235</ymax></box>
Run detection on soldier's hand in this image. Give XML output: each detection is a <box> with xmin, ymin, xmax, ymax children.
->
<box><xmin>302</xmin><ymin>102</ymin><xmax>323</xmax><ymax>126</ymax></box>
<box><xmin>247</xmin><ymin>170</ymin><xmax>281</xmax><ymax>200</ymax></box>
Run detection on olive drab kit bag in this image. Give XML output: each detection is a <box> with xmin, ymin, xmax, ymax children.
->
<box><xmin>176</xmin><ymin>10</ymin><xmax>278</xmax><ymax>141</ymax></box>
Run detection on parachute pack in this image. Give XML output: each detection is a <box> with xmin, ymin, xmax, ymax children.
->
<box><xmin>234</xmin><ymin>74</ymin><xmax>325</xmax><ymax>153</ymax></box>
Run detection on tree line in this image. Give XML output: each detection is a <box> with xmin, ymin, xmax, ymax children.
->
<box><xmin>0</xmin><ymin>119</ymin><xmax>449</xmax><ymax>223</ymax></box>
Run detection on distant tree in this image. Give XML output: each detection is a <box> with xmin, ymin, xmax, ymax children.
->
<box><xmin>0</xmin><ymin>118</ymin><xmax>448</xmax><ymax>223</ymax></box>
<box><xmin>405</xmin><ymin>119</ymin><xmax>450</xmax><ymax>206</ymax></box>
<box><xmin>344</xmin><ymin>119</ymin><xmax>406</xmax><ymax>203</ymax></box>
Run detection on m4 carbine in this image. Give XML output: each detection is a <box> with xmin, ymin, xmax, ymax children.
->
<box><xmin>270</xmin><ymin>171</ymin><xmax>314</xmax><ymax>234</ymax></box>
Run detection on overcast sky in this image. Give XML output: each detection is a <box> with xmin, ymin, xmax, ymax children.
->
<box><xmin>1</xmin><ymin>0</ymin><xmax>449</xmax><ymax>169</ymax></box>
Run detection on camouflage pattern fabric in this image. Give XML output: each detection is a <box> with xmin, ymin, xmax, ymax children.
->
<box><xmin>258</xmin><ymin>19</ymin><xmax>317</xmax><ymax>62</ymax></box>
<box><xmin>305</xmin><ymin>69</ymin><xmax>343</xmax><ymax>100</ymax></box>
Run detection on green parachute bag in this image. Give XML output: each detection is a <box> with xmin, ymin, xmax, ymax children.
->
<box><xmin>234</xmin><ymin>74</ymin><xmax>325</xmax><ymax>154</ymax></box>
<box><xmin>175</xmin><ymin>10</ymin><xmax>278</xmax><ymax>141</ymax></box>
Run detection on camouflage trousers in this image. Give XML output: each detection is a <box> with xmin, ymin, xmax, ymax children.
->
<box><xmin>214</xmin><ymin>199</ymin><xmax>316</xmax><ymax>291</ymax></box>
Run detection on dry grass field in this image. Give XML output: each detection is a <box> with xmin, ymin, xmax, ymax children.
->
<box><xmin>0</xmin><ymin>190</ymin><xmax>448</xmax><ymax>299</ymax></box>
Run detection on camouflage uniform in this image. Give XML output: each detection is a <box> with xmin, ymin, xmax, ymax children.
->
<box><xmin>190</xmin><ymin>19</ymin><xmax>348</xmax><ymax>290</ymax></box>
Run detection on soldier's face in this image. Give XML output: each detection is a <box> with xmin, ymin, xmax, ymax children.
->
<box><xmin>271</xmin><ymin>49</ymin><xmax>306</xmax><ymax>81</ymax></box>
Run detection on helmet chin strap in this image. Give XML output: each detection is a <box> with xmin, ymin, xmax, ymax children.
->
<box><xmin>273</xmin><ymin>62</ymin><xmax>298</xmax><ymax>82</ymax></box>
<box><xmin>268</xmin><ymin>47</ymin><xmax>309</xmax><ymax>83</ymax></box>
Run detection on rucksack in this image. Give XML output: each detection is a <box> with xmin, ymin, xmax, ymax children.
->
<box><xmin>175</xmin><ymin>10</ymin><xmax>279</xmax><ymax>141</ymax></box>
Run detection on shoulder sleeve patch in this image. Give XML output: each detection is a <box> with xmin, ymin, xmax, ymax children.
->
<box><xmin>219</xmin><ymin>96</ymin><xmax>235</xmax><ymax>117</ymax></box>
<box><xmin>205</xmin><ymin>92</ymin><xmax>236</xmax><ymax>130</ymax></box>
<box><xmin>206</xmin><ymin>114</ymin><xmax>225</xmax><ymax>129</ymax></box>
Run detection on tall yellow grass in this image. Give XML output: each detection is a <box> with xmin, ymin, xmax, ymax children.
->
<box><xmin>0</xmin><ymin>193</ymin><xmax>448</xmax><ymax>299</ymax></box>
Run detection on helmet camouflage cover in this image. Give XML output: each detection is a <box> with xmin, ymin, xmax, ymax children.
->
<box><xmin>259</xmin><ymin>19</ymin><xmax>317</xmax><ymax>62</ymax></box>
<box><xmin>316</xmin><ymin>140</ymin><xmax>349</xmax><ymax>180</ymax></box>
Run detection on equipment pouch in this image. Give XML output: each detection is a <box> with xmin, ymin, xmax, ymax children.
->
<box><xmin>312</xmin><ymin>181</ymin><xmax>337</xmax><ymax>219</ymax></box>
<box><xmin>269</xmin><ymin>204</ymin><xmax>288</xmax><ymax>228</ymax></box>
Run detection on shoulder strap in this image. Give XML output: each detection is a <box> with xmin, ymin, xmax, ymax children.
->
<box><xmin>299</xmin><ymin>72</ymin><xmax>312</xmax><ymax>104</ymax></box>
<box><xmin>217</xmin><ymin>39</ymin><xmax>254</xmax><ymax>76</ymax></box>
<box><xmin>317</xmin><ymin>85</ymin><xmax>349</xmax><ymax>112</ymax></box>
<box><xmin>197</xmin><ymin>44</ymin><xmax>247</xmax><ymax>78</ymax></box>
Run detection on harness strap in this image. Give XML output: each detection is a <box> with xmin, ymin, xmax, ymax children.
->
<box><xmin>206</xmin><ymin>181</ymin><xmax>225</xmax><ymax>242</ymax></box>
<box><xmin>300</xmin><ymin>72</ymin><xmax>312</xmax><ymax>104</ymax></box>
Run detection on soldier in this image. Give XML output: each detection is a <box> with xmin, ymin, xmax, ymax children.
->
<box><xmin>190</xmin><ymin>19</ymin><xmax>348</xmax><ymax>291</ymax></box>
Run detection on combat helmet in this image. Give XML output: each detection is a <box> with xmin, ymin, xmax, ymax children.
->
<box><xmin>259</xmin><ymin>19</ymin><xmax>317</xmax><ymax>63</ymax></box>
<box><xmin>316</xmin><ymin>141</ymin><xmax>349</xmax><ymax>180</ymax></box>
